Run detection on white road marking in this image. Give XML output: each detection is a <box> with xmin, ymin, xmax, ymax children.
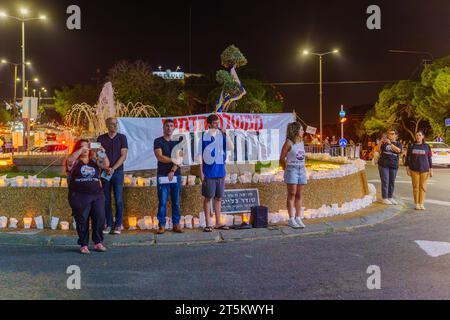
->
<box><xmin>399</xmin><ymin>197</ymin><xmax>450</xmax><ymax>207</ymax></box>
<box><xmin>415</xmin><ymin>240</ymin><xmax>450</xmax><ymax>258</ymax></box>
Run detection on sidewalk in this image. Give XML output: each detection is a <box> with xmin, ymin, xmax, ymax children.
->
<box><xmin>0</xmin><ymin>203</ymin><xmax>406</xmax><ymax>247</ymax></box>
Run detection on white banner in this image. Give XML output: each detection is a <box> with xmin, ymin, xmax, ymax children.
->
<box><xmin>118</xmin><ymin>113</ymin><xmax>295</xmax><ymax>172</ymax></box>
<box><xmin>306</xmin><ymin>126</ymin><xmax>317</xmax><ymax>135</ymax></box>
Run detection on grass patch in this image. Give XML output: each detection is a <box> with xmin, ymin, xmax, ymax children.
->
<box><xmin>0</xmin><ymin>165</ymin><xmax>65</xmax><ymax>178</ymax></box>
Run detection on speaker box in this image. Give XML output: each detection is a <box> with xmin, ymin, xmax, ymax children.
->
<box><xmin>250</xmin><ymin>206</ymin><xmax>268</xmax><ymax>228</ymax></box>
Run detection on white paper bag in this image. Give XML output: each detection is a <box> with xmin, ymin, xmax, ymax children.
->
<box><xmin>185</xmin><ymin>215</ymin><xmax>193</xmax><ymax>229</ymax></box>
<box><xmin>137</xmin><ymin>218</ymin><xmax>145</xmax><ymax>230</ymax></box>
<box><xmin>143</xmin><ymin>216</ymin><xmax>153</xmax><ymax>230</ymax></box>
<box><xmin>50</xmin><ymin>216</ymin><xmax>59</xmax><ymax>230</ymax></box>
<box><xmin>34</xmin><ymin>216</ymin><xmax>44</xmax><ymax>230</ymax></box>
<box><xmin>0</xmin><ymin>216</ymin><xmax>7</xmax><ymax>228</ymax></box>
<box><xmin>152</xmin><ymin>218</ymin><xmax>159</xmax><ymax>229</ymax></box>
<box><xmin>179</xmin><ymin>216</ymin><xmax>185</xmax><ymax>229</ymax></box>
<box><xmin>60</xmin><ymin>221</ymin><xmax>69</xmax><ymax>230</ymax></box>
<box><xmin>193</xmin><ymin>217</ymin><xmax>200</xmax><ymax>229</ymax></box>
<box><xmin>9</xmin><ymin>218</ymin><xmax>18</xmax><ymax>229</ymax></box>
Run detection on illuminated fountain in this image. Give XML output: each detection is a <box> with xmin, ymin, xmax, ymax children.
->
<box><xmin>64</xmin><ymin>82</ymin><xmax>160</xmax><ymax>136</ymax></box>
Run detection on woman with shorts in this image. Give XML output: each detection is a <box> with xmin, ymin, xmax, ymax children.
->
<box><xmin>280</xmin><ymin>122</ymin><xmax>307</xmax><ymax>229</ymax></box>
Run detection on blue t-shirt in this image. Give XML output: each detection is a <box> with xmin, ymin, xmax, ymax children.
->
<box><xmin>153</xmin><ymin>137</ymin><xmax>182</xmax><ymax>176</ymax></box>
<box><xmin>201</xmin><ymin>131</ymin><xmax>227</xmax><ymax>179</ymax></box>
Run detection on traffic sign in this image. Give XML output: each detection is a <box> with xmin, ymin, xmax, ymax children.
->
<box><xmin>445</xmin><ymin>118</ymin><xmax>450</xmax><ymax>127</ymax></box>
<box><xmin>339</xmin><ymin>111</ymin><xmax>346</xmax><ymax>118</ymax></box>
<box><xmin>339</xmin><ymin>138</ymin><xmax>348</xmax><ymax>147</ymax></box>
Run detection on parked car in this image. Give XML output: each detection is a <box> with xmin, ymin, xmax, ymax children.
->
<box><xmin>31</xmin><ymin>143</ymin><xmax>68</xmax><ymax>153</ymax></box>
<box><xmin>428</xmin><ymin>142</ymin><xmax>450</xmax><ymax>167</ymax></box>
<box><xmin>401</xmin><ymin>142</ymin><xmax>450</xmax><ymax>167</ymax></box>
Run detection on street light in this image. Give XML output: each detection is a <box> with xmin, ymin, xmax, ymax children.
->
<box><xmin>388</xmin><ymin>49</ymin><xmax>434</xmax><ymax>61</ymax></box>
<box><xmin>1</xmin><ymin>59</ymin><xmax>31</xmax><ymax>104</ymax></box>
<box><xmin>0</xmin><ymin>7</ymin><xmax>47</xmax><ymax>153</ymax></box>
<box><xmin>302</xmin><ymin>48</ymin><xmax>340</xmax><ymax>143</ymax></box>
<box><xmin>25</xmin><ymin>77</ymin><xmax>39</xmax><ymax>96</ymax></box>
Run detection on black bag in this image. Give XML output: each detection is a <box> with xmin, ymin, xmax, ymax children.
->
<box><xmin>250</xmin><ymin>206</ymin><xmax>268</xmax><ymax>228</ymax></box>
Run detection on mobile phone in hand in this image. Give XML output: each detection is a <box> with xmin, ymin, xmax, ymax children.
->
<box><xmin>89</xmin><ymin>142</ymin><xmax>101</xmax><ymax>149</ymax></box>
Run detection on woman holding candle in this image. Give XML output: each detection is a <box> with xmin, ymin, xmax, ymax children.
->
<box><xmin>65</xmin><ymin>139</ymin><xmax>110</xmax><ymax>254</ymax></box>
<box><xmin>279</xmin><ymin>122</ymin><xmax>307</xmax><ymax>229</ymax></box>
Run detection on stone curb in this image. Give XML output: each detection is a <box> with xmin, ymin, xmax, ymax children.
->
<box><xmin>0</xmin><ymin>205</ymin><xmax>405</xmax><ymax>247</ymax></box>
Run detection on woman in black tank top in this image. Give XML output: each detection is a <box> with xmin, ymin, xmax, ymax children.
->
<box><xmin>65</xmin><ymin>139</ymin><xmax>110</xmax><ymax>254</ymax></box>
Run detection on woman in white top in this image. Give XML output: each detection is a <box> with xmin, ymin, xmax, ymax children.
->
<box><xmin>279</xmin><ymin>122</ymin><xmax>307</xmax><ymax>229</ymax></box>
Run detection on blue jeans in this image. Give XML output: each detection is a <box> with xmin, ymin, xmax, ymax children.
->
<box><xmin>102</xmin><ymin>170</ymin><xmax>124</xmax><ymax>228</ymax></box>
<box><xmin>378</xmin><ymin>165</ymin><xmax>398</xmax><ymax>199</ymax></box>
<box><xmin>157</xmin><ymin>177</ymin><xmax>182</xmax><ymax>227</ymax></box>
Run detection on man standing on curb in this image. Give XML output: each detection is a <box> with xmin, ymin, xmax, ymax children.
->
<box><xmin>97</xmin><ymin>117</ymin><xmax>128</xmax><ymax>235</ymax></box>
<box><xmin>154</xmin><ymin>119</ymin><xmax>184</xmax><ymax>234</ymax></box>
<box><xmin>199</xmin><ymin>114</ymin><xmax>234</xmax><ymax>232</ymax></box>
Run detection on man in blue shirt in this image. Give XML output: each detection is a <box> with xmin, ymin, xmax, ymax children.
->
<box><xmin>198</xmin><ymin>114</ymin><xmax>234</xmax><ymax>232</ymax></box>
<box><xmin>97</xmin><ymin>118</ymin><xmax>128</xmax><ymax>235</ymax></box>
<box><xmin>153</xmin><ymin>119</ymin><xmax>184</xmax><ymax>234</ymax></box>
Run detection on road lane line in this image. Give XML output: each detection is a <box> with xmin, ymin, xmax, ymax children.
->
<box><xmin>400</xmin><ymin>197</ymin><xmax>450</xmax><ymax>207</ymax></box>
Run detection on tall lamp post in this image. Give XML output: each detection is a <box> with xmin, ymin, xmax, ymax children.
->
<box><xmin>24</xmin><ymin>78</ymin><xmax>39</xmax><ymax>96</ymax></box>
<box><xmin>1</xmin><ymin>59</ymin><xmax>31</xmax><ymax>105</ymax></box>
<box><xmin>302</xmin><ymin>49</ymin><xmax>339</xmax><ymax>143</ymax></box>
<box><xmin>0</xmin><ymin>8</ymin><xmax>47</xmax><ymax>153</ymax></box>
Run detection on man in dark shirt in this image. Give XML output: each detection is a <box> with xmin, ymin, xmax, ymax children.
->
<box><xmin>153</xmin><ymin>119</ymin><xmax>183</xmax><ymax>234</ymax></box>
<box><xmin>97</xmin><ymin>117</ymin><xmax>128</xmax><ymax>234</ymax></box>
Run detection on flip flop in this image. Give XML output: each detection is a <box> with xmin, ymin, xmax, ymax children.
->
<box><xmin>215</xmin><ymin>225</ymin><xmax>230</xmax><ymax>230</ymax></box>
<box><xmin>203</xmin><ymin>226</ymin><xmax>213</xmax><ymax>233</ymax></box>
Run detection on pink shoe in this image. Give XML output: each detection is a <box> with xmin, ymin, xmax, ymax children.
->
<box><xmin>80</xmin><ymin>246</ymin><xmax>90</xmax><ymax>254</ymax></box>
<box><xmin>93</xmin><ymin>243</ymin><xmax>107</xmax><ymax>252</ymax></box>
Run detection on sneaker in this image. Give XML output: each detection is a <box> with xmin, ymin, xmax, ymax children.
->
<box><xmin>388</xmin><ymin>198</ymin><xmax>398</xmax><ymax>205</ymax></box>
<box><xmin>420</xmin><ymin>204</ymin><xmax>426</xmax><ymax>211</ymax></box>
<box><xmin>113</xmin><ymin>227</ymin><xmax>122</xmax><ymax>235</ymax></box>
<box><xmin>295</xmin><ymin>217</ymin><xmax>306</xmax><ymax>229</ymax></box>
<box><xmin>288</xmin><ymin>218</ymin><xmax>301</xmax><ymax>229</ymax></box>
<box><xmin>93</xmin><ymin>243</ymin><xmax>107</xmax><ymax>252</ymax></box>
<box><xmin>80</xmin><ymin>246</ymin><xmax>90</xmax><ymax>254</ymax></box>
<box><xmin>381</xmin><ymin>199</ymin><xmax>393</xmax><ymax>205</ymax></box>
<box><xmin>415</xmin><ymin>204</ymin><xmax>422</xmax><ymax>210</ymax></box>
<box><xmin>103</xmin><ymin>226</ymin><xmax>112</xmax><ymax>234</ymax></box>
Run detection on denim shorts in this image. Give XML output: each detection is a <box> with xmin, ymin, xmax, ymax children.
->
<box><xmin>284</xmin><ymin>166</ymin><xmax>308</xmax><ymax>185</ymax></box>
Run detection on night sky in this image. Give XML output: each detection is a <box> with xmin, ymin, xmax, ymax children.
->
<box><xmin>0</xmin><ymin>0</ymin><xmax>449</xmax><ymax>126</ymax></box>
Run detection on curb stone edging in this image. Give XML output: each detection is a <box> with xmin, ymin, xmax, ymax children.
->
<box><xmin>0</xmin><ymin>206</ymin><xmax>406</xmax><ymax>247</ymax></box>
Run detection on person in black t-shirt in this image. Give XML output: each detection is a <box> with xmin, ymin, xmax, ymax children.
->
<box><xmin>97</xmin><ymin>117</ymin><xmax>128</xmax><ymax>235</ymax></box>
<box><xmin>65</xmin><ymin>139</ymin><xmax>110</xmax><ymax>254</ymax></box>
<box><xmin>377</xmin><ymin>129</ymin><xmax>403</xmax><ymax>205</ymax></box>
<box><xmin>153</xmin><ymin>119</ymin><xmax>184</xmax><ymax>234</ymax></box>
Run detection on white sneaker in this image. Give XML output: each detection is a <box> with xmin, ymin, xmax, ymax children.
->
<box><xmin>295</xmin><ymin>217</ymin><xmax>306</xmax><ymax>229</ymax></box>
<box><xmin>388</xmin><ymin>198</ymin><xmax>398</xmax><ymax>205</ymax></box>
<box><xmin>288</xmin><ymin>218</ymin><xmax>301</xmax><ymax>229</ymax></box>
<box><xmin>420</xmin><ymin>204</ymin><xmax>426</xmax><ymax>211</ymax></box>
<box><xmin>382</xmin><ymin>199</ymin><xmax>393</xmax><ymax>205</ymax></box>
<box><xmin>415</xmin><ymin>204</ymin><xmax>422</xmax><ymax>210</ymax></box>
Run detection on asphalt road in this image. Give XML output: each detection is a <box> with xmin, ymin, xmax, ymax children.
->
<box><xmin>0</xmin><ymin>165</ymin><xmax>449</xmax><ymax>300</ymax></box>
